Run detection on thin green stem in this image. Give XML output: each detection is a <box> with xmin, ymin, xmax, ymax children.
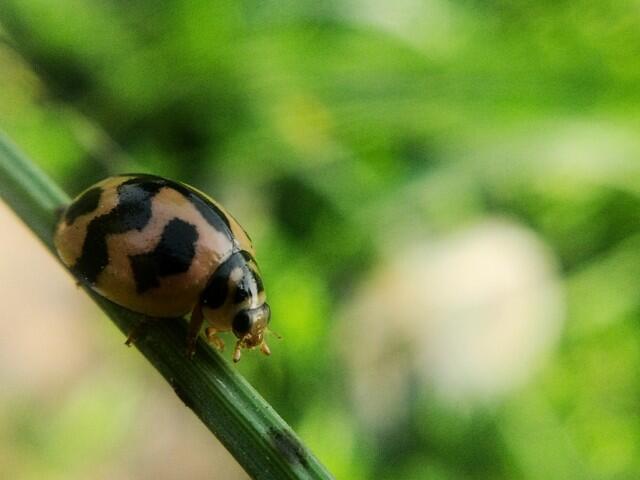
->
<box><xmin>0</xmin><ymin>131</ymin><xmax>334</xmax><ymax>480</ymax></box>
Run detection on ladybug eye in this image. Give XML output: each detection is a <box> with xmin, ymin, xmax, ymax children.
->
<box><xmin>232</xmin><ymin>310</ymin><xmax>252</xmax><ymax>336</ymax></box>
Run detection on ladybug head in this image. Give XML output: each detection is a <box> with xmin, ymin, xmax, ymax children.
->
<box><xmin>231</xmin><ymin>303</ymin><xmax>271</xmax><ymax>361</ymax></box>
<box><xmin>200</xmin><ymin>251</ymin><xmax>272</xmax><ymax>362</ymax></box>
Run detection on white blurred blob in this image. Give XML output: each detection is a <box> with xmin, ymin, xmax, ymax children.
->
<box><xmin>340</xmin><ymin>219</ymin><xmax>564</xmax><ymax>427</ymax></box>
<box><xmin>343</xmin><ymin>0</ymin><xmax>461</xmax><ymax>54</ymax></box>
<box><xmin>542</xmin><ymin>123</ymin><xmax>637</xmax><ymax>178</ymax></box>
<box><xmin>481</xmin><ymin>121</ymin><xmax>640</xmax><ymax>191</ymax></box>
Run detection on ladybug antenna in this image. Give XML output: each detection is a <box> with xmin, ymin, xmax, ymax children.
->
<box><xmin>266</xmin><ymin>327</ymin><xmax>282</xmax><ymax>340</ymax></box>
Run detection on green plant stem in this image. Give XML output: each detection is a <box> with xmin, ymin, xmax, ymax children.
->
<box><xmin>0</xmin><ymin>131</ymin><xmax>334</xmax><ymax>480</ymax></box>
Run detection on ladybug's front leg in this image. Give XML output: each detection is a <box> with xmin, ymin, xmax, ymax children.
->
<box><xmin>205</xmin><ymin>327</ymin><xmax>225</xmax><ymax>352</ymax></box>
<box><xmin>125</xmin><ymin>317</ymin><xmax>149</xmax><ymax>346</ymax></box>
<box><xmin>186</xmin><ymin>303</ymin><xmax>205</xmax><ymax>358</ymax></box>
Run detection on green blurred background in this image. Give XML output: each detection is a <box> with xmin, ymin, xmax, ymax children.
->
<box><xmin>1</xmin><ymin>1</ymin><xmax>640</xmax><ymax>479</ymax></box>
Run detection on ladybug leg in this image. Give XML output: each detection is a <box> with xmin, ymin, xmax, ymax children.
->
<box><xmin>125</xmin><ymin>318</ymin><xmax>149</xmax><ymax>346</ymax></box>
<box><xmin>186</xmin><ymin>304</ymin><xmax>205</xmax><ymax>358</ymax></box>
<box><xmin>232</xmin><ymin>340</ymin><xmax>243</xmax><ymax>363</ymax></box>
<box><xmin>260</xmin><ymin>341</ymin><xmax>271</xmax><ymax>356</ymax></box>
<box><xmin>205</xmin><ymin>327</ymin><xmax>225</xmax><ymax>351</ymax></box>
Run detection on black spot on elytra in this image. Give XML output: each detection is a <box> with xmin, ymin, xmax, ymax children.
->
<box><xmin>72</xmin><ymin>175</ymin><xmax>237</xmax><ymax>286</ymax></box>
<box><xmin>65</xmin><ymin>187</ymin><xmax>103</xmax><ymax>225</ymax></box>
<box><xmin>129</xmin><ymin>218</ymin><xmax>198</xmax><ymax>293</ymax></box>
<box><xmin>268</xmin><ymin>428</ymin><xmax>309</xmax><ymax>468</ymax></box>
<box><xmin>72</xmin><ymin>180</ymin><xmax>164</xmax><ymax>285</ymax></box>
<box><xmin>189</xmin><ymin>196</ymin><xmax>232</xmax><ymax>232</ymax></box>
<box><xmin>123</xmin><ymin>174</ymin><xmax>233</xmax><ymax>233</ymax></box>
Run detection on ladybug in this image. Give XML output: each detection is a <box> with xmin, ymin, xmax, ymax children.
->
<box><xmin>54</xmin><ymin>174</ymin><xmax>271</xmax><ymax>362</ymax></box>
